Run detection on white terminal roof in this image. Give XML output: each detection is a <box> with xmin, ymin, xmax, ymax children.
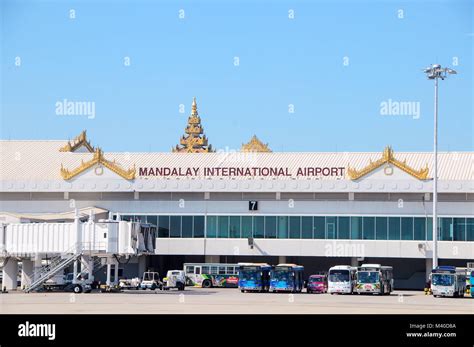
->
<box><xmin>0</xmin><ymin>140</ymin><xmax>473</xmax><ymax>193</ymax></box>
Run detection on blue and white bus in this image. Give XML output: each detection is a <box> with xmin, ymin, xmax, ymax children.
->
<box><xmin>467</xmin><ymin>263</ymin><xmax>474</xmax><ymax>297</ymax></box>
<box><xmin>430</xmin><ymin>266</ymin><xmax>466</xmax><ymax>298</ymax></box>
<box><xmin>238</xmin><ymin>263</ymin><xmax>272</xmax><ymax>293</ymax></box>
<box><xmin>470</xmin><ymin>270</ymin><xmax>474</xmax><ymax>298</ymax></box>
<box><xmin>270</xmin><ymin>264</ymin><xmax>304</xmax><ymax>293</ymax></box>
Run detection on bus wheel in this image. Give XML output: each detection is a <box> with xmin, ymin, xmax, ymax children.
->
<box><xmin>202</xmin><ymin>280</ymin><xmax>212</xmax><ymax>288</ymax></box>
<box><xmin>73</xmin><ymin>285</ymin><xmax>82</xmax><ymax>294</ymax></box>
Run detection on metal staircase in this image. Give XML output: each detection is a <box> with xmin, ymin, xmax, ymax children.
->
<box><xmin>24</xmin><ymin>244</ymin><xmax>82</xmax><ymax>293</ymax></box>
<box><xmin>91</xmin><ymin>256</ymin><xmax>106</xmax><ymax>275</ymax></box>
<box><xmin>24</xmin><ymin>244</ymin><xmax>109</xmax><ymax>293</ymax></box>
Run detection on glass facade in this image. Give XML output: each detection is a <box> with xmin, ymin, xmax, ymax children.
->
<box><xmin>389</xmin><ymin>217</ymin><xmax>400</xmax><ymax>240</ymax></box>
<box><xmin>376</xmin><ymin>217</ymin><xmax>388</xmax><ymax>240</ymax></box>
<box><xmin>338</xmin><ymin>217</ymin><xmax>350</xmax><ymax>239</ymax></box>
<box><xmin>351</xmin><ymin>217</ymin><xmax>362</xmax><ymax>240</ymax></box>
<box><xmin>363</xmin><ymin>217</ymin><xmax>375</xmax><ymax>240</ymax></box>
<box><xmin>254</xmin><ymin>216</ymin><xmax>264</xmax><ymax>238</ymax></box>
<box><xmin>118</xmin><ymin>214</ymin><xmax>474</xmax><ymax>242</ymax></box>
<box><xmin>218</xmin><ymin>216</ymin><xmax>229</xmax><ymax>238</ymax></box>
<box><xmin>241</xmin><ymin>216</ymin><xmax>252</xmax><ymax>238</ymax></box>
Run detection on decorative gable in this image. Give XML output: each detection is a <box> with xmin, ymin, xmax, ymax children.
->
<box><xmin>348</xmin><ymin>146</ymin><xmax>429</xmax><ymax>181</ymax></box>
<box><xmin>60</xmin><ymin>148</ymin><xmax>136</xmax><ymax>180</ymax></box>
<box><xmin>241</xmin><ymin>135</ymin><xmax>271</xmax><ymax>152</ymax></box>
<box><xmin>59</xmin><ymin>130</ymin><xmax>95</xmax><ymax>153</ymax></box>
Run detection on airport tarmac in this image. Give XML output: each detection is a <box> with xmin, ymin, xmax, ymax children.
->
<box><xmin>0</xmin><ymin>288</ymin><xmax>473</xmax><ymax>314</ymax></box>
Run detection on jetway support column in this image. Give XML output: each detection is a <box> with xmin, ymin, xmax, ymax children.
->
<box><xmin>21</xmin><ymin>258</ymin><xmax>34</xmax><ymax>289</ymax></box>
<box><xmin>106</xmin><ymin>257</ymin><xmax>119</xmax><ymax>286</ymax></box>
<box><xmin>33</xmin><ymin>256</ymin><xmax>42</xmax><ymax>282</ymax></box>
<box><xmin>425</xmin><ymin>258</ymin><xmax>433</xmax><ymax>282</ymax></box>
<box><xmin>2</xmin><ymin>258</ymin><xmax>18</xmax><ymax>290</ymax></box>
<box><xmin>138</xmin><ymin>256</ymin><xmax>146</xmax><ymax>276</ymax></box>
<box><xmin>81</xmin><ymin>255</ymin><xmax>94</xmax><ymax>279</ymax></box>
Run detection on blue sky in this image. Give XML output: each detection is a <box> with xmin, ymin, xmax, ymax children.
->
<box><xmin>1</xmin><ymin>0</ymin><xmax>472</xmax><ymax>152</ymax></box>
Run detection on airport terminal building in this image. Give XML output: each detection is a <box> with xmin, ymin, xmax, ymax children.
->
<box><xmin>1</xmin><ymin>100</ymin><xmax>473</xmax><ymax>289</ymax></box>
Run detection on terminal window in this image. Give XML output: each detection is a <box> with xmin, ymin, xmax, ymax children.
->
<box><xmin>116</xmin><ymin>214</ymin><xmax>474</xmax><ymax>242</ymax></box>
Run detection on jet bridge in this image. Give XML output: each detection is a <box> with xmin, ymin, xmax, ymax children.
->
<box><xmin>0</xmin><ymin>212</ymin><xmax>157</xmax><ymax>292</ymax></box>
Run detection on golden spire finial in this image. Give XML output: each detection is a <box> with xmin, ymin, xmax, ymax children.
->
<box><xmin>173</xmin><ymin>97</ymin><xmax>213</xmax><ymax>153</ymax></box>
<box><xmin>382</xmin><ymin>145</ymin><xmax>394</xmax><ymax>161</ymax></box>
<box><xmin>191</xmin><ymin>97</ymin><xmax>198</xmax><ymax>116</ymax></box>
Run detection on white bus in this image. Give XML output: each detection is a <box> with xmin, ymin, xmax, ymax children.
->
<box><xmin>355</xmin><ymin>264</ymin><xmax>394</xmax><ymax>295</ymax></box>
<box><xmin>430</xmin><ymin>266</ymin><xmax>466</xmax><ymax>298</ymax></box>
<box><xmin>328</xmin><ymin>265</ymin><xmax>357</xmax><ymax>294</ymax></box>
<box><xmin>184</xmin><ymin>263</ymin><xmax>239</xmax><ymax>288</ymax></box>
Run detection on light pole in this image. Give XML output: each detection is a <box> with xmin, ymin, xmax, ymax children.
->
<box><xmin>423</xmin><ymin>64</ymin><xmax>457</xmax><ymax>269</ymax></box>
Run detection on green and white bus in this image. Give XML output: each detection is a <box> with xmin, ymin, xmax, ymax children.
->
<box><xmin>184</xmin><ymin>263</ymin><xmax>239</xmax><ymax>288</ymax></box>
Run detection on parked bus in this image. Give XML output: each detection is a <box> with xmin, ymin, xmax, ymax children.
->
<box><xmin>269</xmin><ymin>264</ymin><xmax>304</xmax><ymax>293</ymax></box>
<box><xmin>328</xmin><ymin>265</ymin><xmax>357</xmax><ymax>294</ymax></box>
<box><xmin>467</xmin><ymin>263</ymin><xmax>474</xmax><ymax>297</ymax></box>
<box><xmin>470</xmin><ymin>269</ymin><xmax>474</xmax><ymax>298</ymax></box>
<box><xmin>238</xmin><ymin>263</ymin><xmax>272</xmax><ymax>293</ymax></box>
<box><xmin>430</xmin><ymin>266</ymin><xmax>466</xmax><ymax>298</ymax></box>
<box><xmin>355</xmin><ymin>264</ymin><xmax>393</xmax><ymax>295</ymax></box>
<box><xmin>183</xmin><ymin>263</ymin><xmax>239</xmax><ymax>288</ymax></box>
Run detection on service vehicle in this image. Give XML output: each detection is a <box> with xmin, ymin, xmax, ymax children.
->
<box><xmin>43</xmin><ymin>272</ymin><xmax>93</xmax><ymax>293</ymax></box>
<box><xmin>140</xmin><ymin>271</ymin><xmax>163</xmax><ymax>290</ymax></box>
<box><xmin>118</xmin><ymin>277</ymin><xmax>141</xmax><ymax>290</ymax></box>
<box><xmin>307</xmin><ymin>274</ymin><xmax>328</xmax><ymax>294</ymax></box>
<box><xmin>162</xmin><ymin>270</ymin><xmax>186</xmax><ymax>291</ymax></box>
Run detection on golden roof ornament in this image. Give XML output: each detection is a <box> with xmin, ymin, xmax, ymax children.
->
<box><xmin>60</xmin><ymin>147</ymin><xmax>136</xmax><ymax>180</ymax></box>
<box><xmin>348</xmin><ymin>146</ymin><xmax>429</xmax><ymax>180</ymax></box>
<box><xmin>173</xmin><ymin>97</ymin><xmax>214</xmax><ymax>153</ymax></box>
<box><xmin>59</xmin><ymin>130</ymin><xmax>95</xmax><ymax>153</ymax></box>
<box><xmin>241</xmin><ymin>135</ymin><xmax>272</xmax><ymax>152</ymax></box>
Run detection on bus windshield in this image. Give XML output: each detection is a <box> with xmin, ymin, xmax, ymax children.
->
<box><xmin>432</xmin><ymin>274</ymin><xmax>454</xmax><ymax>286</ymax></box>
<box><xmin>272</xmin><ymin>270</ymin><xmax>291</xmax><ymax>282</ymax></box>
<box><xmin>357</xmin><ymin>271</ymin><xmax>379</xmax><ymax>284</ymax></box>
<box><xmin>241</xmin><ymin>270</ymin><xmax>260</xmax><ymax>281</ymax></box>
<box><xmin>329</xmin><ymin>270</ymin><xmax>349</xmax><ymax>282</ymax></box>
